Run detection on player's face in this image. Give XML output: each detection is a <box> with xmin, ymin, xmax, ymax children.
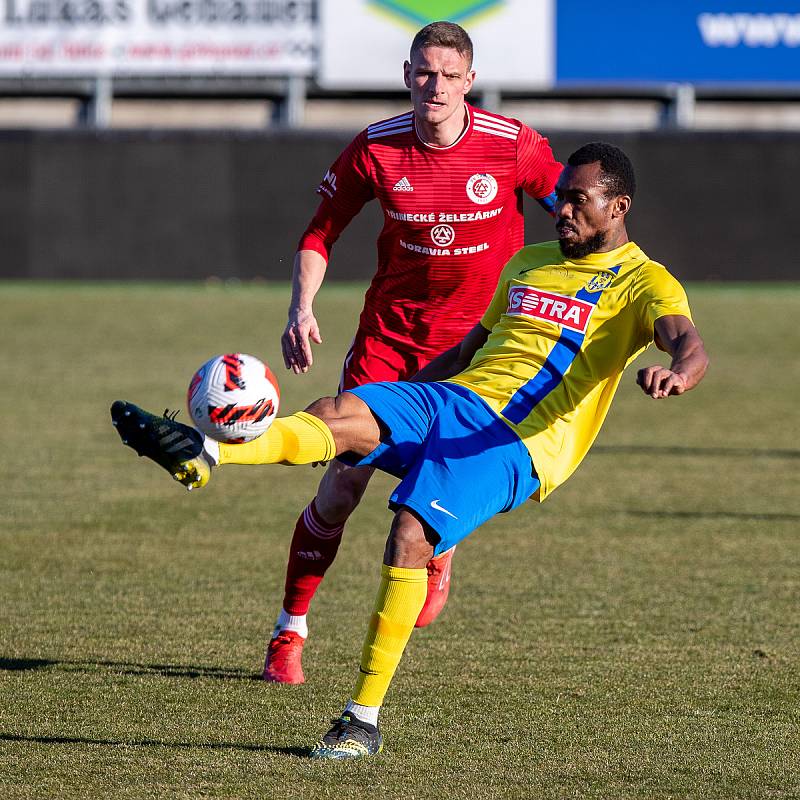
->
<box><xmin>404</xmin><ymin>46</ymin><xmax>475</xmax><ymax>129</ymax></box>
<box><xmin>555</xmin><ymin>162</ymin><xmax>628</xmax><ymax>259</ymax></box>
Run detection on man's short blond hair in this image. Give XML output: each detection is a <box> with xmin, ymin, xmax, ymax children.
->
<box><xmin>410</xmin><ymin>21</ymin><xmax>473</xmax><ymax>69</ymax></box>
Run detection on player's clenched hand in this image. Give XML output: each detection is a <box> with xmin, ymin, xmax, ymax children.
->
<box><xmin>636</xmin><ymin>365</ymin><xmax>687</xmax><ymax>399</ymax></box>
<box><xmin>282</xmin><ymin>310</ymin><xmax>323</xmax><ymax>374</ymax></box>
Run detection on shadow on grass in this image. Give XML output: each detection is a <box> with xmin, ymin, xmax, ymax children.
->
<box><xmin>620</xmin><ymin>509</ymin><xmax>800</xmax><ymax>522</ymax></box>
<box><xmin>0</xmin><ymin>732</ymin><xmax>310</xmax><ymax>757</ymax></box>
<box><xmin>0</xmin><ymin>657</ymin><xmax>262</xmax><ymax>681</ymax></box>
<box><xmin>594</xmin><ymin>444</ymin><xmax>800</xmax><ymax>459</ymax></box>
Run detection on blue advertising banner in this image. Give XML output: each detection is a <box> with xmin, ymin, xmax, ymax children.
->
<box><xmin>556</xmin><ymin>1</ymin><xmax>800</xmax><ymax>84</ymax></box>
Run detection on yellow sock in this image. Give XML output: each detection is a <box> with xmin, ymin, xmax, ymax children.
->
<box><xmin>217</xmin><ymin>412</ymin><xmax>336</xmax><ymax>465</ymax></box>
<box><xmin>352</xmin><ymin>564</ymin><xmax>428</xmax><ymax>708</ymax></box>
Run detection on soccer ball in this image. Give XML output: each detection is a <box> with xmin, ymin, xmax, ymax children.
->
<box><xmin>187</xmin><ymin>353</ymin><xmax>280</xmax><ymax>443</ymax></box>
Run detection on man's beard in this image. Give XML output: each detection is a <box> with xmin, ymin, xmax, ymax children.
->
<box><xmin>558</xmin><ymin>230</ymin><xmax>608</xmax><ymax>259</ymax></box>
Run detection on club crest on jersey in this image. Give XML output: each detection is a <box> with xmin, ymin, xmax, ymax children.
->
<box><xmin>507</xmin><ymin>287</ymin><xmax>594</xmax><ymax>333</ymax></box>
<box><xmin>431</xmin><ymin>224</ymin><xmax>455</xmax><ymax>247</ymax></box>
<box><xmin>466</xmin><ymin>173</ymin><xmax>498</xmax><ymax>205</ymax></box>
<box><xmin>585</xmin><ymin>272</ymin><xmax>615</xmax><ymax>292</ymax></box>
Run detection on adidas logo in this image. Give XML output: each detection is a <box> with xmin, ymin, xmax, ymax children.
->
<box><xmin>392</xmin><ymin>177</ymin><xmax>413</xmax><ymax>192</ymax></box>
<box><xmin>297</xmin><ymin>550</ymin><xmax>324</xmax><ymax>561</ymax></box>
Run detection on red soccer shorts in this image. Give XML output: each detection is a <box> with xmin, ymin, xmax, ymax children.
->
<box><xmin>339</xmin><ymin>330</ymin><xmax>430</xmax><ymax>391</ymax></box>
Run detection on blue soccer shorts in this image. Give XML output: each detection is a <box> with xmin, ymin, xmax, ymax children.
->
<box><xmin>340</xmin><ymin>381</ymin><xmax>540</xmax><ymax>555</ymax></box>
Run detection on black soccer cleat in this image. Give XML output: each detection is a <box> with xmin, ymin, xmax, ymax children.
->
<box><xmin>310</xmin><ymin>713</ymin><xmax>384</xmax><ymax>760</ymax></box>
<box><xmin>110</xmin><ymin>400</ymin><xmax>211</xmax><ymax>490</ymax></box>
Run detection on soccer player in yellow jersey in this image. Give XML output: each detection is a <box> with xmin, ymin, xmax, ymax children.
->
<box><xmin>112</xmin><ymin>142</ymin><xmax>709</xmax><ymax>759</ymax></box>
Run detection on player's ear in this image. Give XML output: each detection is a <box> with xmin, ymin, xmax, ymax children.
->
<box><xmin>613</xmin><ymin>194</ymin><xmax>631</xmax><ymax>218</ymax></box>
<box><xmin>464</xmin><ymin>69</ymin><xmax>476</xmax><ymax>94</ymax></box>
<box><xmin>403</xmin><ymin>60</ymin><xmax>412</xmax><ymax>89</ymax></box>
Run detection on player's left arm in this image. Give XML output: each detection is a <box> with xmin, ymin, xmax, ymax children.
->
<box><xmin>516</xmin><ymin>124</ymin><xmax>563</xmax><ymax>216</ymax></box>
<box><xmin>637</xmin><ymin>315</ymin><xmax>709</xmax><ymax>399</ymax></box>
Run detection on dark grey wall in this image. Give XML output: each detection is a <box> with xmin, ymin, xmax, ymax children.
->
<box><xmin>0</xmin><ymin>129</ymin><xmax>795</xmax><ymax>282</ymax></box>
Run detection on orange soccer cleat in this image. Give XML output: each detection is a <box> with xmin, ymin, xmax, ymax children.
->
<box><xmin>415</xmin><ymin>546</ymin><xmax>455</xmax><ymax>628</ymax></box>
<box><xmin>262</xmin><ymin>630</ymin><xmax>306</xmax><ymax>684</ymax></box>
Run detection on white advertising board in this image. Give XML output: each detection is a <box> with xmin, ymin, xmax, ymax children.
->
<box><xmin>0</xmin><ymin>0</ymin><xmax>315</xmax><ymax>75</ymax></box>
<box><xmin>318</xmin><ymin>0</ymin><xmax>554</xmax><ymax>89</ymax></box>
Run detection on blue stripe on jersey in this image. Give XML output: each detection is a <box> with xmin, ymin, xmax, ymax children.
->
<box><xmin>500</xmin><ymin>265</ymin><xmax>621</xmax><ymax>425</ymax></box>
<box><xmin>537</xmin><ymin>191</ymin><xmax>557</xmax><ymax>216</ymax></box>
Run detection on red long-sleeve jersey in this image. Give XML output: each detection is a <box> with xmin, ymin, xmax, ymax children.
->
<box><xmin>298</xmin><ymin>104</ymin><xmax>562</xmax><ymax>357</ymax></box>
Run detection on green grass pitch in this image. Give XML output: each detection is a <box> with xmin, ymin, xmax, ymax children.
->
<box><xmin>1</xmin><ymin>282</ymin><xmax>798</xmax><ymax>799</ymax></box>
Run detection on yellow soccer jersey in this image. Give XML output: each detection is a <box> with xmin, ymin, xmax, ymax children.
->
<box><xmin>447</xmin><ymin>240</ymin><xmax>692</xmax><ymax>500</ymax></box>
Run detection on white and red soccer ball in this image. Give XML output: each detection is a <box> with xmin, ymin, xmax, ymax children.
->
<box><xmin>187</xmin><ymin>353</ymin><xmax>280</xmax><ymax>443</ymax></box>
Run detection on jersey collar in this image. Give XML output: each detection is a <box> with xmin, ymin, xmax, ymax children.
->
<box><xmin>414</xmin><ymin>103</ymin><xmax>474</xmax><ymax>153</ymax></box>
<box><xmin>564</xmin><ymin>241</ymin><xmax>645</xmax><ymax>269</ymax></box>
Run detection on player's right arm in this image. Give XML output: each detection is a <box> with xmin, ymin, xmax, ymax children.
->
<box><xmin>282</xmin><ymin>249</ymin><xmax>328</xmax><ymax>373</ymax></box>
<box><xmin>281</xmin><ymin>132</ymin><xmax>375</xmax><ymax>374</ymax></box>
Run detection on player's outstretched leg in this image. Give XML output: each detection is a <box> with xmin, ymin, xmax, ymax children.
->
<box><xmin>110</xmin><ymin>401</ymin><xmax>213</xmax><ymax>490</ymax></box>
<box><xmin>112</xmin><ymin>399</ymin><xmax>344</xmax><ymax>493</ymax></box>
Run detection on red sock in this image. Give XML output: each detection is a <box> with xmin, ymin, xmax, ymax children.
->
<box><xmin>282</xmin><ymin>500</ymin><xmax>345</xmax><ymax>615</ymax></box>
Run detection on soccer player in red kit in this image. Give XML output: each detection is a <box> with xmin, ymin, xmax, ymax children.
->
<box><xmin>267</xmin><ymin>21</ymin><xmax>563</xmax><ymax>683</ymax></box>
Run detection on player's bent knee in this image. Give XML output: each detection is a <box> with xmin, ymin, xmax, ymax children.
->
<box><xmin>332</xmin><ymin>390</ymin><xmax>376</xmax><ymax>420</ymax></box>
<box><xmin>384</xmin><ymin>509</ymin><xmax>437</xmax><ymax>568</ymax></box>
<box><xmin>304</xmin><ymin>395</ymin><xmax>339</xmax><ymax>422</ymax></box>
<box><xmin>309</xmin><ymin>391</ymin><xmax>382</xmax><ymax>458</ymax></box>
